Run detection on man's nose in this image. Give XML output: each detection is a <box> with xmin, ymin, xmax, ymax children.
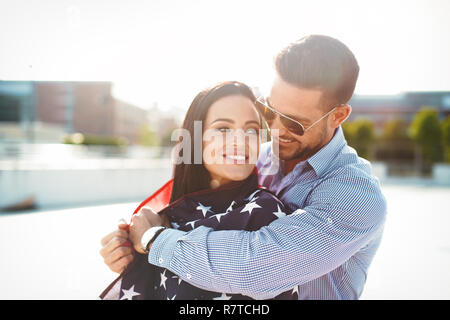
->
<box><xmin>269</xmin><ymin>115</ymin><xmax>289</xmax><ymax>137</ymax></box>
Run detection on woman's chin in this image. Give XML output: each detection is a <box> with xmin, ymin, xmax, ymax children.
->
<box><xmin>221</xmin><ymin>165</ymin><xmax>255</xmax><ymax>182</ymax></box>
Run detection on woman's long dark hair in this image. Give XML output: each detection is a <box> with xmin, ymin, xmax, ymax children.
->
<box><xmin>169</xmin><ymin>81</ymin><xmax>258</xmax><ymax>203</ymax></box>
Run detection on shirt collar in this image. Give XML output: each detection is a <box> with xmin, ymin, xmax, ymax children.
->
<box><xmin>263</xmin><ymin>125</ymin><xmax>347</xmax><ymax>179</ymax></box>
<box><xmin>306</xmin><ymin>125</ymin><xmax>347</xmax><ymax>177</ymax></box>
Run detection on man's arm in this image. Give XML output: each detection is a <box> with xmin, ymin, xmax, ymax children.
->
<box><xmin>148</xmin><ymin>175</ymin><xmax>387</xmax><ymax>299</ymax></box>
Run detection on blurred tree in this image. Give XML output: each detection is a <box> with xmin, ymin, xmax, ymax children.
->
<box><xmin>441</xmin><ymin>116</ymin><xmax>450</xmax><ymax>163</ymax></box>
<box><xmin>62</xmin><ymin>133</ymin><xmax>128</xmax><ymax>146</ymax></box>
<box><xmin>342</xmin><ymin>118</ymin><xmax>375</xmax><ymax>159</ymax></box>
<box><xmin>82</xmin><ymin>135</ymin><xmax>128</xmax><ymax>146</ymax></box>
<box><xmin>160</xmin><ymin>131</ymin><xmax>178</xmax><ymax>147</ymax></box>
<box><xmin>381</xmin><ymin>118</ymin><xmax>409</xmax><ymax>141</ymax></box>
<box><xmin>374</xmin><ymin>118</ymin><xmax>415</xmax><ymax>162</ymax></box>
<box><xmin>409</xmin><ymin>107</ymin><xmax>442</xmax><ymax>167</ymax></box>
<box><xmin>138</xmin><ymin>124</ymin><xmax>159</xmax><ymax>146</ymax></box>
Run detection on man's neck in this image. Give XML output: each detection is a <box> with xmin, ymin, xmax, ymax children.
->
<box><xmin>282</xmin><ymin>128</ymin><xmax>337</xmax><ymax>175</ymax></box>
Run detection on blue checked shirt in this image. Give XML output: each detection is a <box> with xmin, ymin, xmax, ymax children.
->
<box><xmin>148</xmin><ymin>126</ymin><xmax>387</xmax><ymax>299</ymax></box>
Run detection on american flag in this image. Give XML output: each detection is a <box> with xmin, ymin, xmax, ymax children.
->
<box><xmin>99</xmin><ymin>173</ymin><xmax>298</xmax><ymax>300</ymax></box>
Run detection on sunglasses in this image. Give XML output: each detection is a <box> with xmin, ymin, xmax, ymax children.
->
<box><xmin>255</xmin><ymin>98</ymin><xmax>339</xmax><ymax>136</ymax></box>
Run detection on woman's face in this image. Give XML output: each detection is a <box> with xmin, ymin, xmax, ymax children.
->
<box><xmin>203</xmin><ymin>94</ymin><xmax>261</xmax><ymax>187</ymax></box>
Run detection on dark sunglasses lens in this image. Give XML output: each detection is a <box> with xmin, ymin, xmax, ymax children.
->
<box><xmin>280</xmin><ymin>117</ymin><xmax>305</xmax><ymax>136</ymax></box>
<box><xmin>256</xmin><ymin>101</ymin><xmax>276</xmax><ymax>120</ymax></box>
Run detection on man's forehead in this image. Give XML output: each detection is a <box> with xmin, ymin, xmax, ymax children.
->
<box><xmin>269</xmin><ymin>78</ymin><xmax>324</xmax><ymax>119</ymax></box>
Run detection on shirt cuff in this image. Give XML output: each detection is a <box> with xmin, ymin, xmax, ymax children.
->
<box><xmin>148</xmin><ymin>228</ymin><xmax>187</xmax><ymax>269</ymax></box>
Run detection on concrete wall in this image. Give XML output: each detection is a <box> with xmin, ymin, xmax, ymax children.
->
<box><xmin>0</xmin><ymin>159</ymin><xmax>173</xmax><ymax>209</ymax></box>
<box><xmin>433</xmin><ymin>164</ymin><xmax>450</xmax><ymax>186</ymax></box>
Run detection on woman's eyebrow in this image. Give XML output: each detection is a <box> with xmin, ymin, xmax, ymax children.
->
<box><xmin>210</xmin><ymin>118</ymin><xmax>260</xmax><ymax>126</ymax></box>
<box><xmin>245</xmin><ymin>120</ymin><xmax>260</xmax><ymax>126</ymax></box>
<box><xmin>210</xmin><ymin>118</ymin><xmax>234</xmax><ymax>125</ymax></box>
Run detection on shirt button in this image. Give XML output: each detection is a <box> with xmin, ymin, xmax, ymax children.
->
<box><xmin>327</xmin><ymin>217</ymin><xmax>333</xmax><ymax>224</ymax></box>
<box><xmin>158</xmin><ymin>257</ymin><xmax>164</xmax><ymax>264</ymax></box>
<box><xmin>186</xmin><ymin>273</ymin><xmax>192</xmax><ymax>280</ymax></box>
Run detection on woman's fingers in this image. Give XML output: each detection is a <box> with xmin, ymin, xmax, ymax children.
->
<box><xmin>100</xmin><ymin>235</ymin><xmax>127</xmax><ymax>257</ymax></box>
<box><xmin>109</xmin><ymin>253</ymin><xmax>134</xmax><ymax>274</ymax></box>
<box><xmin>103</xmin><ymin>243</ymin><xmax>134</xmax><ymax>266</ymax></box>
<box><xmin>100</xmin><ymin>226</ymin><xmax>134</xmax><ymax>274</ymax></box>
<box><xmin>100</xmin><ymin>228</ymin><xmax>128</xmax><ymax>247</ymax></box>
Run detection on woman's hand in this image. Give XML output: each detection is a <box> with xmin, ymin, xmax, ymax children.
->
<box><xmin>129</xmin><ymin>207</ymin><xmax>171</xmax><ymax>254</ymax></box>
<box><xmin>100</xmin><ymin>223</ymin><xmax>134</xmax><ymax>274</ymax></box>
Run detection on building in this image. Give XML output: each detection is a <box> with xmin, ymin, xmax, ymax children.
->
<box><xmin>348</xmin><ymin>91</ymin><xmax>450</xmax><ymax>131</ymax></box>
<box><xmin>0</xmin><ymin>81</ymin><xmax>149</xmax><ymax>144</ymax></box>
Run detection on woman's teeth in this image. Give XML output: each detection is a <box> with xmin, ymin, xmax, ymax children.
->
<box><xmin>225</xmin><ymin>155</ymin><xmax>246</xmax><ymax>161</ymax></box>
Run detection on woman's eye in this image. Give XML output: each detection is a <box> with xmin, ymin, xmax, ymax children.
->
<box><xmin>245</xmin><ymin>128</ymin><xmax>258</xmax><ymax>134</ymax></box>
<box><xmin>216</xmin><ymin>127</ymin><xmax>231</xmax><ymax>133</ymax></box>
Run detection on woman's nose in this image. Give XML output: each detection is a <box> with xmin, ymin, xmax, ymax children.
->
<box><xmin>226</xmin><ymin>129</ymin><xmax>246</xmax><ymax>146</ymax></box>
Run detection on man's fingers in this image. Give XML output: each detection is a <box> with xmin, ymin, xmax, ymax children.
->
<box><xmin>109</xmin><ymin>254</ymin><xmax>134</xmax><ymax>274</ymax></box>
<box><xmin>100</xmin><ymin>229</ymin><xmax>128</xmax><ymax>247</ymax></box>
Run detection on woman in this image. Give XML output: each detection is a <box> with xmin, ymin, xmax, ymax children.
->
<box><xmin>100</xmin><ymin>81</ymin><xmax>297</xmax><ymax>300</ymax></box>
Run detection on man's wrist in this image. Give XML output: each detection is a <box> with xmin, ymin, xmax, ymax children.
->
<box><xmin>144</xmin><ymin>226</ymin><xmax>167</xmax><ymax>252</ymax></box>
<box><xmin>148</xmin><ymin>228</ymin><xmax>187</xmax><ymax>269</ymax></box>
<box><xmin>141</xmin><ymin>226</ymin><xmax>167</xmax><ymax>254</ymax></box>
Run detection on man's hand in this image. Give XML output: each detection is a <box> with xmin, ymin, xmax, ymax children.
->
<box><xmin>100</xmin><ymin>223</ymin><xmax>134</xmax><ymax>274</ymax></box>
<box><xmin>129</xmin><ymin>207</ymin><xmax>171</xmax><ymax>254</ymax></box>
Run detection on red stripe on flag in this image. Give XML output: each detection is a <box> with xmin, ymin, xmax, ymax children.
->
<box><xmin>133</xmin><ymin>179</ymin><xmax>173</xmax><ymax>215</ymax></box>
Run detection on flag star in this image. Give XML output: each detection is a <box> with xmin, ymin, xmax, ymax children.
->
<box><xmin>172</xmin><ymin>275</ymin><xmax>182</xmax><ymax>285</ymax></box>
<box><xmin>196</xmin><ymin>202</ymin><xmax>212</xmax><ymax>217</ymax></box>
<box><xmin>213</xmin><ymin>212</ymin><xmax>228</xmax><ymax>223</ymax></box>
<box><xmin>240</xmin><ymin>201</ymin><xmax>261</xmax><ymax>215</ymax></box>
<box><xmin>226</xmin><ymin>201</ymin><xmax>236</xmax><ymax>213</ymax></box>
<box><xmin>292</xmin><ymin>285</ymin><xmax>299</xmax><ymax>296</ymax></box>
<box><xmin>245</xmin><ymin>190</ymin><xmax>260</xmax><ymax>202</ymax></box>
<box><xmin>160</xmin><ymin>270</ymin><xmax>168</xmax><ymax>290</ymax></box>
<box><xmin>273</xmin><ymin>204</ymin><xmax>286</xmax><ymax>219</ymax></box>
<box><xmin>186</xmin><ymin>219</ymin><xmax>199</xmax><ymax>229</ymax></box>
<box><xmin>213</xmin><ymin>293</ymin><xmax>232</xmax><ymax>300</ymax></box>
<box><xmin>167</xmin><ymin>294</ymin><xmax>176</xmax><ymax>300</ymax></box>
<box><xmin>120</xmin><ymin>285</ymin><xmax>140</xmax><ymax>300</ymax></box>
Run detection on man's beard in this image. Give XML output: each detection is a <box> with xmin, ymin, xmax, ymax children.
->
<box><xmin>277</xmin><ymin>127</ymin><xmax>329</xmax><ymax>162</ymax></box>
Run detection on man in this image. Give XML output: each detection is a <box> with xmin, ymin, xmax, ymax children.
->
<box><xmin>100</xmin><ymin>34</ymin><xmax>387</xmax><ymax>299</ymax></box>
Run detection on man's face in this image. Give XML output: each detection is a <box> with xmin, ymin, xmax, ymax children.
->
<box><xmin>267</xmin><ymin>76</ymin><xmax>334</xmax><ymax>162</ymax></box>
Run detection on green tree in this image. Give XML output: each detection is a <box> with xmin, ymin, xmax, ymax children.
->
<box><xmin>441</xmin><ymin>116</ymin><xmax>450</xmax><ymax>163</ymax></box>
<box><xmin>409</xmin><ymin>107</ymin><xmax>442</xmax><ymax>166</ymax></box>
<box><xmin>374</xmin><ymin>118</ymin><xmax>415</xmax><ymax>162</ymax></box>
<box><xmin>138</xmin><ymin>124</ymin><xmax>159</xmax><ymax>146</ymax></box>
<box><xmin>381</xmin><ymin>118</ymin><xmax>409</xmax><ymax>141</ymax></box>
<box><xmin>342</xmin><ymin>118</ymin><xmax>376</xmax><ymax>159</ymax></box>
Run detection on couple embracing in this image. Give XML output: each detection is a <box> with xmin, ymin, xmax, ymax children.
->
<box><xmin>99</xmin><ymin>34</ymin><xmax>387</xmax><ymax>300</ymax></box>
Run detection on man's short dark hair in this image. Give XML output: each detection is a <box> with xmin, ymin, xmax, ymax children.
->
<box><xmin>275</xmin><ymin>35</ymin><xmax>359</xmax><ymax>110</ymax></box>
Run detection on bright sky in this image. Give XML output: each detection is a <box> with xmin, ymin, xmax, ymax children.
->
<box><xmin>1</xmin><ymin>0</ymin><xmax>449</xmax><ymax>110</ymax></box>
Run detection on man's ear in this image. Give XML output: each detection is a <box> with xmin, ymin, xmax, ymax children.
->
<box><xmin>332</xmin><ymin>104</ymin><xmax>352</xmax><ymax>127</ymax></box>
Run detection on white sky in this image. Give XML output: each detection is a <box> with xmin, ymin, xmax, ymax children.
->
<box><xmin>1</xmin><ymin>0</ymin><xmax>449</xmax><ymax>110</ymax></box>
